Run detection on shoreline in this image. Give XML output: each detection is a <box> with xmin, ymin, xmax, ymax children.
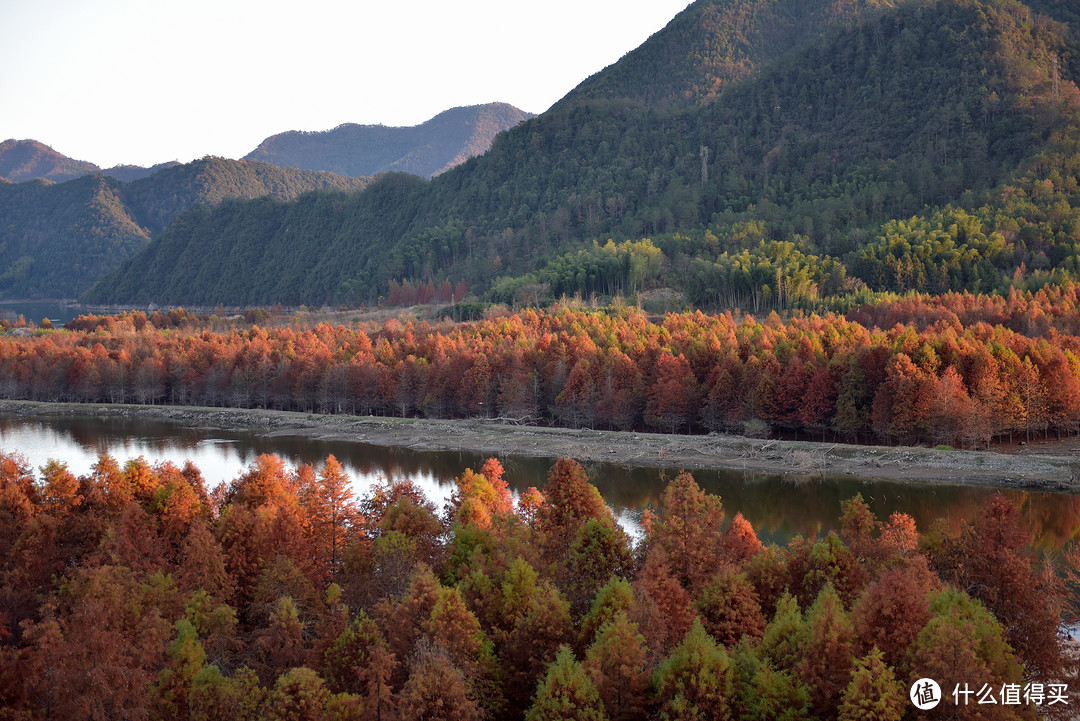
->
<box><xmin>1</xmin><ymin>400</ymin><xmax>1078</xmax><ymax>491</ymax></box>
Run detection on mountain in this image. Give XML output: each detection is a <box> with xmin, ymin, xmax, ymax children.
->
<box><xmin>0</xmin><ymin>157</ymin><xmax>370</xmax><ymax>299</ymax></box>
<box><xmin>244</xmin><ymin>103</ymin><xmax>534</xmax><ymax>179</ymax></box>
<box><xmin>86</xmin><ymin>0</ymin><xmax>1080</xmax><ymax>309</ymax></box>
<box><xmin>0</xmin><ymin>175</ymin><xmax>150</xmax><ymax>299</ymax></box>
<box><xmin>0</xmin><ymin>140</ymin><xmax>194</xmax><ymax>184</ymax></box>
<box><xmin>561</xmin><ymin>0</ymin><xmax>904</xmax><ymax>111</ymax></box>
<box><xmin>0</xmin><ymin>139</ymin><xmax>100</xmax><ymax>183</ymax></box>
<box><xmin>118</xmin><ymin>156</ymin><xmax>371</xmax><ymax>234</ymax></box>
<box><xmin>2</xmin><ymin>102</ymin><xmax>530</xmax><ymax>187</ymax></box>
<box><xmin>101</xmin><ymin>162</ymin><xmax>183</xmax><ymax>182</ymax></box>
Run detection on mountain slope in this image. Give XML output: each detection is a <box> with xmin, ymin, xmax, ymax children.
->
<box><xmin>0</xmin><ymin>175</ymin><xmax>149</xmax><ymax>298</ymax></box>
<box><xmin>561</xmin><ymin>0</ymin><xmax>903</xmax><ymax>111</ymax></box>
<box><xmin>86</xmin><ymin>0</ymin><xmax>1080</xmax><ymax>307</ymax></box>
<box><xmin>86</xmin><ymin>174</ymin><xmax>427</xmax><ymax>305</ymax></box>
<box><xmin>244</xmin><ymin>103</ymin><xmax>534</xmax><ymax>179</ymax></box>
<box><xmin>0</xmin><ymin>158</ymin><xmax>370</xmax><ymax>298</ymax></box>
<box><xmin>102</xmin><ymin>162</ymin><xmax>183</xmax><ymax>182</ymax></box>
<box><xmin>119</xmin><ymin>156</ymin><xmax>372</xmax><ymax>234</ymax></box>
<box><xmin>0</xmin><ymin>140</ymin><xmax>100</xmax><ymax>183</ymax></box>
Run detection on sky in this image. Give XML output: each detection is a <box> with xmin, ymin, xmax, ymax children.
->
<box><xmin>1</xmin><ymin>0</ymin><xmax>692</xmax><ymax>169</ymax></box>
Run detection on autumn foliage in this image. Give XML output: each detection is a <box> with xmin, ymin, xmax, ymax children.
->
<box><xmin>0</xmin><ymin>449</ymin><xmax>1074</xmax><ymax>720</ymax></box>
<box><xmin>9</xmin><ymin>285</ymin><xmax>1080</xmax><ymax>447</ymax></box>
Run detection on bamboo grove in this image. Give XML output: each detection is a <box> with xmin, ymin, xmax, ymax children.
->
<box><xmin>11</xmin><ymin>284</ymin><xmax>1080</xmax><ymax>447</ymax></box>
<box><xmin>0</xmin><ymin>450</ymin><xmax>1074</xmax><ymax>720</ymax></box>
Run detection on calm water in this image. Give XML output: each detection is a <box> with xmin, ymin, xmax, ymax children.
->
<box><xmin>1</xmin><ymin>413</ymin><xmax>1078</xmax><ymax>549</ymax></box>
<box><xmin>0</xmin><ymin>301</ymin><xmax>83</xmax><ymax>326</ymax></box>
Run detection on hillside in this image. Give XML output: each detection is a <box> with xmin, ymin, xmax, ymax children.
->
<box><xmin>244</xmin><ymin>103</ymin><xmax>534</xmax><ymax>179</ymax></box>
<box><xmin>102</xmin><ymin>161</ymin><xmax>183</xmax><ymax>182</ymax></box>
<box><xmin>86</xmin><ymin>174</ymin><xmax>426</xmax><ymax>305</ymax></box>
<box><xmin>561</xmin><ymin>0</ymin><xmax>903</xmax><ymax>111</ymax></box>
<box><xmin>118</xmin><ymin>156</ymin><xmax>371</xmax><ymax>234</ymax></box>
<box><xmin>0</xmin><ymin>175</ymin><xmax>149</xmax><ymax>298</ymax></box>
<box><xmin>0</xmin><ymin>157</ymin><xmax>369</xmax><ymax>299</ymax></box>
<box><xmin>86</xmin><ymin>0</ymin><xmax>1080</xmax><ymax>308</ymax></box>
<box><xmin>0</xmin><ymin>139</ymin><xmax>100</xmax><ymax>183</ymax></box>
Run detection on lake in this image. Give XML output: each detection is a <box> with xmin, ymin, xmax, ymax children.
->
<box><xmin>0</xmin><ymin>300</ymin><xmax>84</xmax><ymax>326</ymax></box>
<box><xmin>1</xmin><ymin>412</ymin><xmax>1077</xmax><ymax>549</ymax></box>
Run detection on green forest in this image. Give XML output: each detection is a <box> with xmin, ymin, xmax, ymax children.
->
<box><xmin>0</xmin><ymin>158</ymin><xmax>369</xmax><ymax>299</ymax></box>
<box><xmin>75</xmin><ymin>0</ymin><xmax>1080</xmax><ymax>313</ymax></box>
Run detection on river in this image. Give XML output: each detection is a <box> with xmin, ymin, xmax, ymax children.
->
<box><xmin>1</xmin><ymin>413</ymin><xmax>1077</xmax><ymax>549</ymax></box>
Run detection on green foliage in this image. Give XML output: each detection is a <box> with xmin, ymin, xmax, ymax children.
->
<box><xmin>0</xmin><ymin>157</ymin><xmax>367</xmax><ymax>300</ymax></box>
<box><xmin>0</xmin><ymin>176</ymin><xmax>150</xmax><ymax>298</ymax></box>
<box><xmin>564</xmin><ymin>0</ymin><xmax>905</xmax><ymax>111</ymax></box>
<box><xmin>0</xmin><ymin>139</ymin><xmax>100</xmax><ymax>183</ymax></box>
<box><xmin>187</xmin><ymin>665</ymin><xmax>265</xmax><ymax>721</ymax></box>
<box><xmin>837</xmin><ymin>648</ymin><xmax>905</xmax><ymax>721</ymax></box>
<box><xmin>578</xmin><ymin>576</ymin><xmax>635</xmax><ymax>649</ymax></box>
<box><xmin>86</xmin><ymin>174</ymin><xmax>424</xmax><ymax>306</ymax></box>
<box><xmin>322</xmin><ymin>613</ymin><xmax>385</xmax><ymax>694</ymax></box>
<box><xmin>758</xmin><ymin>592</ymin><xmax>807</xmax><ymax>671</ymax></box>
<box><xmin>653</xmin><ymin>618</ymin><xmax>736</xmax><ymax>721</ymax></box>
<box><xmin>538</xmin><ymin>239</ymin><xmax>664</xmax><ymax>300</ymax></box>
<box><xmin>525</xmin><ymin>646</ymin><xmax>609</xmax><ymax>721</ymax></box>
<box><xmin>84</xmin><ymin>0</ymin><xmax>1080</xmax><ymax>308</ymax></box>
<box><xmin>261</xmin><ymin>666</ymin><xmax>330</xmax><ymax>721</ymax></box>
<box><xmin>731</xmin><ymin>641</ymin><xmax>812</xmax><ymax>721</ymax></box>
<box><xmin>691</xmin><ymin>567</ymin><xmax>767</xmax><ymax>647</ymax></box>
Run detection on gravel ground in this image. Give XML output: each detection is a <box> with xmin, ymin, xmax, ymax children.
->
<box><xmin>1</xmin><ymin>400</ymin><xmax>1077</xmax><ymax>491</ymax></box>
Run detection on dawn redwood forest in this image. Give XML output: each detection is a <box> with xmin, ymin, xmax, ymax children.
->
<box><xmin>8</xmin><ymin>286</ymin><xmax>1080</xmax><ymax>447</ymax></box>
<box><xmin>5</xmin><ymin>0</ymin><xmax>1080</xmax><ymax>717</ymax></box>
<box><xmin>0</xmin><ymin>450</ymin><xmax>1074</xmax><ymax>720</ymax></box>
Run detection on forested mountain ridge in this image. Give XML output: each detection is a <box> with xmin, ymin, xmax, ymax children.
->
<box><xmin>0</xmin><ymin>139</ymin><xmax>183</xmax><ymax>183</ymax></box>
<box><xmin>244</xmin><ymin>103</ymin><xmax>535</xmax><ymax>179</ymax></box>
<box><xmin>0</xmin><ymin>139</ymin><xmax>100</xmax><ymax>183</ymax></box>
<box><xmin>85</xmin><ymin>174</ymin><xmax>426</xmax><ymax>305</ymax></box>
<box><xmin>118</xmin><ymin>156</ymin><xmax>372</xmax><ymax>234</ymax></box>
<box><xmin>86</xmin><ymin>0</ymin><xmax>1080</xmax><ymax>308</ymax></box>
<box><xmin>0</xmin><ymin>175</ymin><xmax>150</xmax><ymax>299</ymax></box>
<box><xmin>0</xmin><ymin>157</ymin><xmax>370</xmax><ymax>298</ymax></box>
<box><xmin>559</xmin><ymin>0</ymin><xmax>904</xmax><ymax>111</ymax></box>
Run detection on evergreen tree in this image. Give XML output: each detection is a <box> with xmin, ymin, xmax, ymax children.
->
<box><xmin>525</xmin><ymin>645</ymin><xmax>608</xmax><ymax>721</ymax></box>
<box><xmin>654</xmin><ymin>618</ymin><xmax>736</xmax><ymax>721</ymax></box>
<box><xmin>837</xmin><ymin>648</ymin><xmax>905</xmax><ymax>721</ymax></box>
<box><xmin>582</xmin><ymin>611</ymin><xmax>649</xmax><ymax>721</ymax></box>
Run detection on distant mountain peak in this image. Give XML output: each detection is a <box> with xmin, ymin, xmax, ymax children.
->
<box><xmin>561</xmin><ymin>0</ymin><xmax>903</xmax><ymax>111</ymax></box>
<box><xmin>244</xmin><ymin>102</ymin><xmax>535</xmax><ymax>179</ymax></box>
<box><xmin>0</xmin><ymin>139</ymin><xmax>100</xmax><ymax>183</ymax></box>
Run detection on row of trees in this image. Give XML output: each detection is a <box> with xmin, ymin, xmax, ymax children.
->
<box><xmin>0</xmin><ymin>450</ymin><xmax>1072</xmax><ymax>720</ymax></box>
<box><xmin>9</xmin><ymin>287</ymin><xmax>1080</xmax><ymax>445</ymax></box>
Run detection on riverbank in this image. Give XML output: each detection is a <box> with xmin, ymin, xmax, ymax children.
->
<box><xmin>1</xmin><ymin>400</ymin><xmax>1078</xmax><ymax>491</ymax></box>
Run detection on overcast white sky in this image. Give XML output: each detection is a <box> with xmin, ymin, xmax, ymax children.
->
<box><xmin>0</xmin><ymin>0</ymin><xmax>691</xmax><ymax>169</ymax></box>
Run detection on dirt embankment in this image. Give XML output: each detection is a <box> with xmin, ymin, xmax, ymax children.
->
<box><xmin>1</xmin><ymin>400</ymin><xmax>1078</xmax><ymax>491</ymax></box>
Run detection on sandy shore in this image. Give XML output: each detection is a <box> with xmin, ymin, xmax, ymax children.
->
<box><xmin>1</xmin><ymin>400</ymin><xmax>1078</xmax><ymax>491</ymax></box>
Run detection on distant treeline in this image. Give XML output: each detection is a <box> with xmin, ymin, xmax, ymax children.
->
<box><xmin>9</xmin><ymin>285</ymin><xmax>1080</xmax><ymax>446</ymax></box>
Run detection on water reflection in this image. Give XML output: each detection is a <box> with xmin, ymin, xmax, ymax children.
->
<box><xmin>0</xmin><ymin>301</ymin><xmax>82</xmax><ymax>326</ymax></box>
<box><xmin>1</xmin><ymin>413</ymin><xmax>1078</xmax><ymax>549</ymax></box>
